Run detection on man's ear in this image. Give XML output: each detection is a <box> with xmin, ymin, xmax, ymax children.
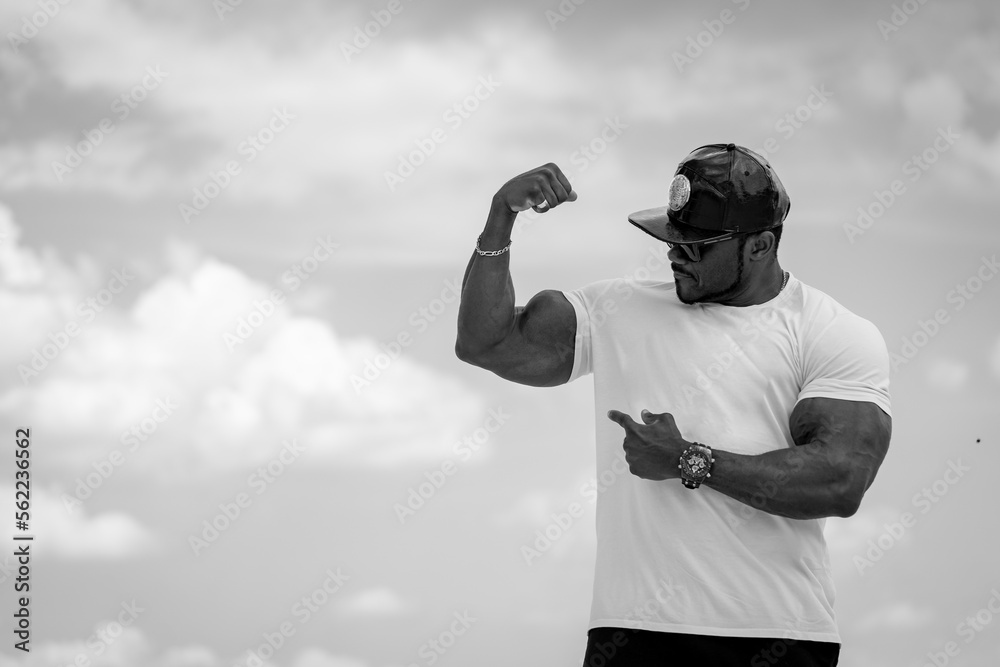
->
<box><xmin>748</xmin><ymin>231</ymin><xmax>775</xmax><ymax>260</ymax></box>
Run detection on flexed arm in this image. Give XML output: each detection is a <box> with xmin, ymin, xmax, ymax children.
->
<box><xmin>456</xmin><ymin>163</ymin><xmax>580</xmax><ymax>387</ymax></box>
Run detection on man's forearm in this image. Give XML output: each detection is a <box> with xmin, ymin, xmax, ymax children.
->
<box><xmin>702</xmin><ymin>444</ymin><xmax>855</xmax><ymax>519</ymax></box>
<box><xmin>456</xmin><ymin>197</ymin><xmax>518</xmax><ymax>357</ymax></box>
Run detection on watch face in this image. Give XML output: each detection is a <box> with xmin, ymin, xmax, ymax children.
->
<box><xmin>681</xmin><ymin>451</ymin><xmax>708</xmax><ymax>478</ymax></box>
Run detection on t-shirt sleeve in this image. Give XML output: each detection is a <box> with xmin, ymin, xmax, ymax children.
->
<box><xmin>798</xmin><ymin>313</ymin><xmax>892</xmax><ymax>417</ymax></box>
<box><xmin>561</xmin><ymin>285</ymin><xmax>595</xmax><ymax>383</ymax></box>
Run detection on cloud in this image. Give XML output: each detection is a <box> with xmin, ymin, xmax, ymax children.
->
<box><xmin>291</xmin><ymin>649</ymin><xmax>368</xmax><ymax>667</ymax></box>
<box><xmin>900</xmin><ymin>73</ymin><xmax>966</xmax><ymax>131</ymax></box>
<box><xmin>0</xmin><ymin>485</ymin><xmax>157</xmax><ymax>559</ymax></box>
<box><xmin>855</xmin><ymin>601</ymin><xmax>935</xmax><ymax>632</ymax></box>
<box><xmin>0</xmin><ymin>211</ymin><xmax>485</xmax><ymax>481</ymax></box>
<box><xmin>155</xmin><ymin>646</ymin><xmax>221</xmax><ymax>667</ymax></box>
<box><xmin>335</xmin><ymin>586</ymin><xmax>411</xmax><ymax>617</ymax></box>
<box><xmin>823</xmin><ymin>505</ymin><xmax>914</xmax><ymax>571</ymax></box>
<box><xmin>0</xmin><ymin>622</ymin><xmax>365</xmax><ymax>667</ymax></box>
<box><xmin>924</xmin><ymin>358</ymin><xmax>969</xmax><ymax>392</ymax></box>
<box><xmin>0</xmin><ymin>204</ymin><xmax>46</xmax><ymax>285</ymax></box>
<box><xmin>17</xmin><ymin>624</ymin><xmax>150</xmax><ymax>667</ymax></box>
<box><xmin>991</xmin><ymin>336</ymin><xmax>1000</xmax><ymax>380</ymax></box>
<box><xmin>493</xmin><ymin>488</ymin><xmax>597</xmax><ymax>566</ymax></box>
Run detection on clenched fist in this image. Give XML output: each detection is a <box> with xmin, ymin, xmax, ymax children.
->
<box><xmin>494</xmin><ymin>163</ymin><xmax>578</xmax><ymax>214</ymax></box>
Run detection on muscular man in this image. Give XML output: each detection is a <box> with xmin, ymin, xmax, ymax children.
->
<box><xmin>455</xmin><ymin>144</ymin><xmax>892</xmax><ymax>666</ymax></box>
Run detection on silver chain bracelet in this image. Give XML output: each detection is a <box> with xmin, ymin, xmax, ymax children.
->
<box><xmin>475</xmin><ymin>235</ymin><xmax>511</xmax><ymax>256</ymax></box>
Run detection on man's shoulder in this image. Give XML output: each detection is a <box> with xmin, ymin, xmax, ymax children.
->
<box><xmin>792</xmin><ymin>276</ymin><xmax>885</xmax><ymax>344</ymax></box>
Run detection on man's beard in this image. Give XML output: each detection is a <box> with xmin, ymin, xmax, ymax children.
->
<box><xmin>676</xmin><ymin>238</ymin><xmax>746</xmax><ymax>305</ymax></box>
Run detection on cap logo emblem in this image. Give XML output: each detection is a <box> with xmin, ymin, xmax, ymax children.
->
<box><xmin>668</xmin><ymin>174</ymin><xmax>690</xmax><ymax>211</ymax></box>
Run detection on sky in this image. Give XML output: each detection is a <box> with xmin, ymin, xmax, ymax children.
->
<box><xmin>0</xmin><ymin>0</ymin><xmax>998</xmax><ymax>665</ymax></box>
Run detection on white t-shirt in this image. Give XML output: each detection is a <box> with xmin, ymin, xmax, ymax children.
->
<box><xmin>562</xmin><ymin>273</ymin><xmax>891</xmax><ymax>644</ymax></box>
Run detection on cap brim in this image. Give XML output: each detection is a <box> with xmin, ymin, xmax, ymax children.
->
<box><xmin>627</xmin><ymin>207</ymin><xmax>729</xmax><ymax>244</ymax></box>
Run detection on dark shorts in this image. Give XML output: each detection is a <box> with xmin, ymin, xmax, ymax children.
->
<box><xmin>583</xmin><ymin>627</ymin><xmax>840</xmax><ymax>666</ymax></box>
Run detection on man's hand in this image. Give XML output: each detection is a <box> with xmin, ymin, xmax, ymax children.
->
<box><xmin>607</xmin><ymin>409</ymin><xmax>690</xmax><ymax>481</ymax></box>
<box><xmin>494</xmin><ymin>163</ymin><xmax>577</xmax><ymax>214</ymax></box>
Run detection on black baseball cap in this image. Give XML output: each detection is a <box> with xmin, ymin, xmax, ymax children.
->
<box><xmin>628</xmin><ymin>143</ymin><xmax>791</xmax><ymax>244</ymax></box>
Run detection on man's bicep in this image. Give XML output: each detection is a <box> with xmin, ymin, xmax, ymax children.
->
<box><xmin>489</xmin><ymin>289</ymin><xmax>579</xmax><ymax>386</ymax></box>
<box><xmin>790</xmin><ymin>397</ymin><xmax>892</xmax><ymax>493</ymax></box>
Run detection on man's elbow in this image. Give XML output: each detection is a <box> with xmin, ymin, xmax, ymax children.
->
<box><xmin>455</xmin><ymin>338</ymin><xmax>476</xmax><ymax>364</ymax></box>
<box><xmin>832</xmin><ymin>475</ymin><xmax>868</xmax><ymax>518</ymax></box>
<box><xmin>834</xmin><ymin>495</ymin><xmax>861</xmax><ymax>519</ymax></box>
<box><xmin>455</xmin><ymin>337</ymin><xmax>492</xmax><ymax>368</ymax></box>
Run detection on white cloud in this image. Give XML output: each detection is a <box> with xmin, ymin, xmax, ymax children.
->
<box><xmin>855</xmin><ymin>59</ymin><xmax>902</xmax><ymax>106</ymax></box>
<box><xmin>20</xmin><ymin>624</ymin><xmax>150</xmax><ymax>667</ymax></box>
<box><xmin>991</xmin><ymin>336</ymin><xmax>1000</xmax><ymax>380</ymax></box>
<box><xmin>291</xmin><ymin>649</ymin><xmax>368</xmax><ymax>667</ymax></box>
<box><xmin>0</xmin><ymin>621</ymin><xmax>363</xmax><ymax>667</ymax></box>
<box><xmin>824</xmin><ymin>504</ymin><xmax>914</xmax><ymax>572</ymax></box>
<box><xmin>900</xmin><ymin>73</ymin><xmax>966</xmax><ymax>131</ymax></box>
<box><xmin>0</xmin><ymin>204</ymin><xmax>46</xmax><ymax>286</ymax></box>
<box><xmin>492</xmin><ymin>490</ymin><xmax>561</xmax><ymax>528</ymax></box>
<box><xmin>855</xmin><ymin>601</ymin><xmax>935</xmax><ymax>632</ymax></box>
<box><xmin>493</xmin><ymin>488</ymin><xmax>597</xmax><ymax>566</ymax></box>
<box><xmin>0</xmin><ymin>485</ymin><xmax>157</xmax><ymax>559</ymax></box>
<box><xmin>924</xmin><ymin>358</ymin><xmax>969</xmax><ymax>392</ymax></box>
<box><xmin>0</xmin><ymin>211</ymin><xmax>485</xmax><ymax>479</ymax></box>
<box><xmin>155</xmin><ymin>645</ymin><xmax>221</xmax><ymax>667</ymax></box>
<box><xmin>336</xmin><ymin>586</ymin><xmax>410</xmax><ymax>617</ymax></box>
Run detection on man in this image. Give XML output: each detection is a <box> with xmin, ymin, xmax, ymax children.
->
<box><xmin>455</xmin><ymin>144</ymin><xmax>892</xmax><ymax>666</ymax></box>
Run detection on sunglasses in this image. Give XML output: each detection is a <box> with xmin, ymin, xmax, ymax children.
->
<box><xmin>666</xmin><ymin>232</ymin><xmax>745</xmax><ymax>262</ymax></box>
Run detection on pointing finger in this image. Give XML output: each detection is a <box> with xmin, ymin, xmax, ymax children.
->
<box><xmin>607</xmin><ymin>409</ymin><xmax>638</xmax><ymax>433</ymax></box>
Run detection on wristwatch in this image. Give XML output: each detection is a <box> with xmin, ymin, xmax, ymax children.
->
<box><xmin>678</xmin><ymin>442</ymin><xmax>714</xmax><ymax>489</ymax></box>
